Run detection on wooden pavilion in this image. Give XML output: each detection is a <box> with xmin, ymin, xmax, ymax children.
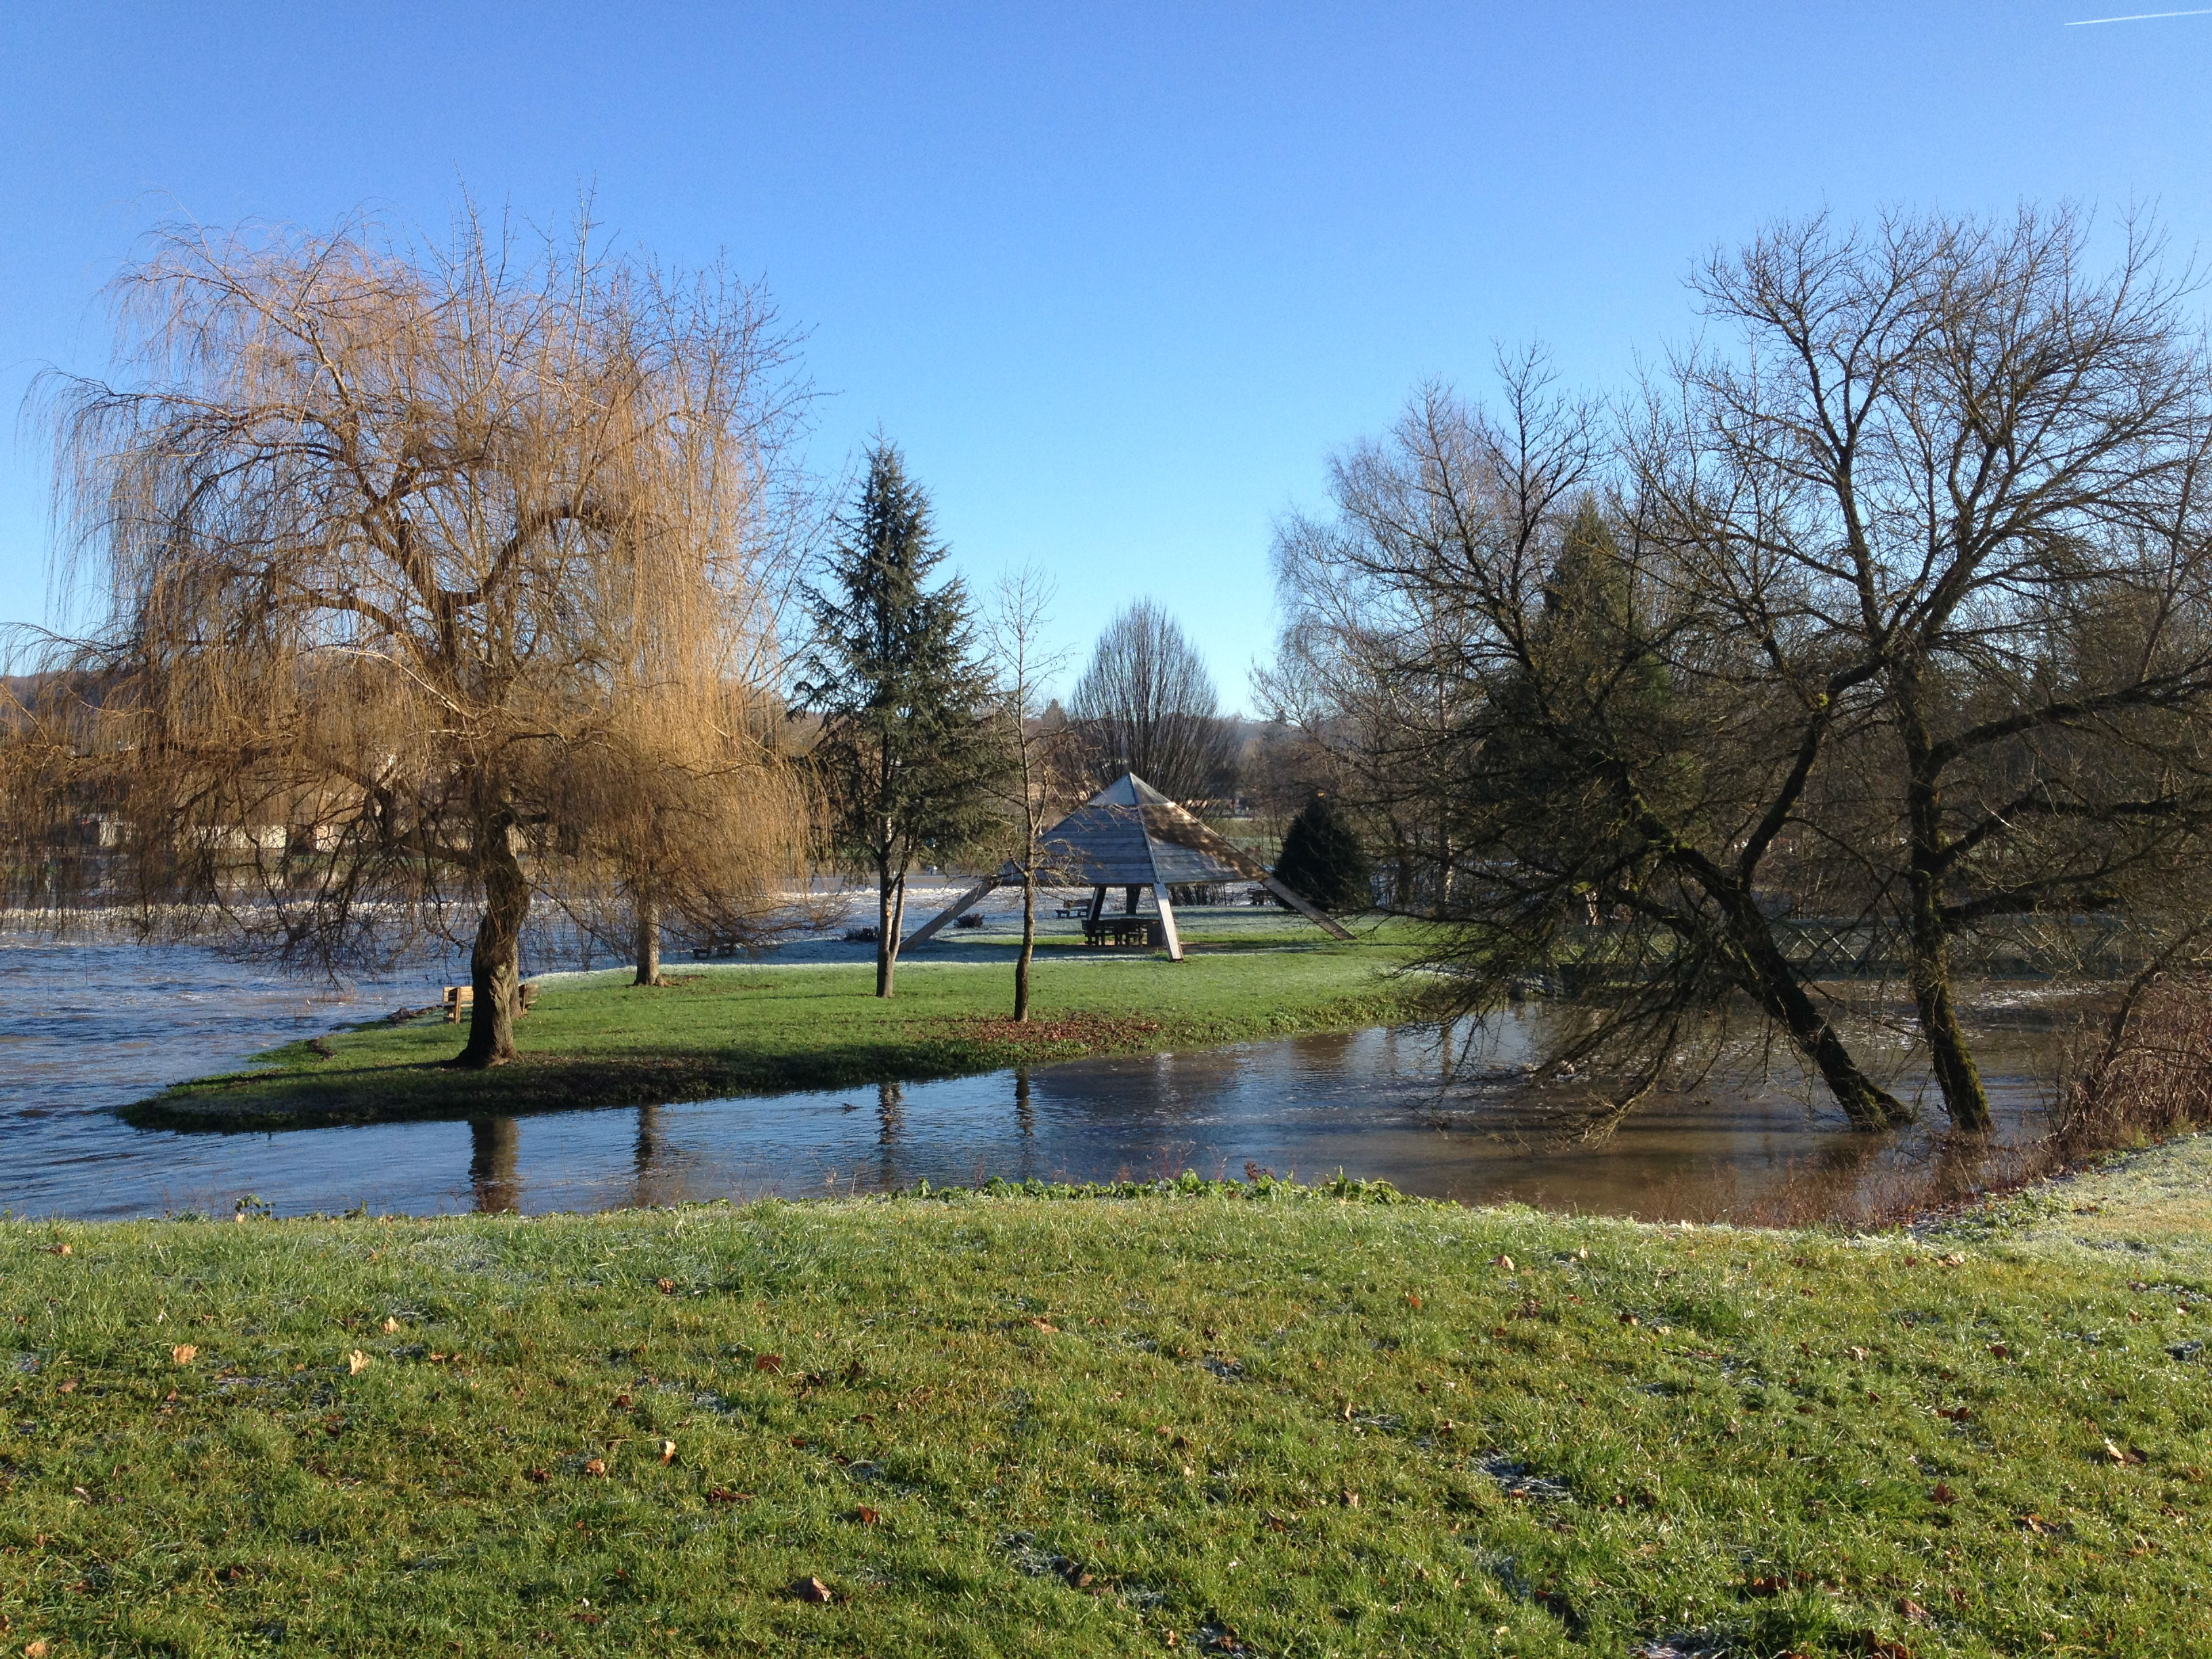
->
<box><xmin>903</xmin><ymin>773</ymin><xmax>1354</xmax><ymax>962</ymax></box>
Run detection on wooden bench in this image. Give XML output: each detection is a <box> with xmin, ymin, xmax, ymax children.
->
<box><xmin>443</xmin><ymin>982</ymin><xmax>539</xmax><ymax>1022</ymax></box>
<box><xmin>1081</xmin><ymin>917</ymin><xmax>1158</xmax><ymax>948</ymax></box>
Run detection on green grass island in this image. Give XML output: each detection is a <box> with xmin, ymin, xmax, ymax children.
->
<box><xmin>134</xmin><ymin>912</ymin><xmax>1429</xmax><ymax>1130</ymax></box>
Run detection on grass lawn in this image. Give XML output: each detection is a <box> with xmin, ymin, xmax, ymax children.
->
<box><xmin>7</xmin><ymin>1141</ymin><xmax>2212</xmax><ymax>1656</ymax></box>
<box><xmin>131</xmin><ymin>934</ymin><xmax>1425</xmax><ymax>1130</ymax></box>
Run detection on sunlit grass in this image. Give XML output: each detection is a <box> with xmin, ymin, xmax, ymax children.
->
<box><xmin>133</xmin><ymin>941</ymin><xmax>1426</xmax><ymax>1128</ymax></box>
<box><xmin>7</xmin><ymin>1155</ymin><xmax>2211</xmax><ymax>1656</ymax></box>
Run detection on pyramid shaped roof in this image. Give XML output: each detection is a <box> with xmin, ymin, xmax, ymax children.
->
<box><xmin>1024</xmin><ymin>774</ymin><xmax>1266</xmax><ymax>887</ymax></box>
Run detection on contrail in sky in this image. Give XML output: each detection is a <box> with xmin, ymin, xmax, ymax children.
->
<box><xmin>2066</xmin><ymin>7</ymin><xmax>2212</xmax><ymax>21</ymax></box>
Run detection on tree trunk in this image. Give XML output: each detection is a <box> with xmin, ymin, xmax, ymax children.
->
<box><xmin>1897</xmin><ymin>672</ymin><xmax>1994</xmax><ymax>1130</ymax></box>
<box><xmin>876</xmin><ymin>856</ymin><xmax>895</xmax><ymax>998</ymax></box>
<box><xmin>1720</xmin><ymin>892</ymin><xmax>1912</xmax><ymax>1132</ymax></box>
<box><xmin>1906</xmin><ymin>804</ymin><xmax>1992</xmax><ymax>1130</ymax></box>
<box><xmin>875</xmin><ymin>859</ymin><xmax>907</xmax><ymax>998</ymax></box>
<box><xmin>455</xmin><ymin>817</ymin><xmax>527</xmax><ymax>1068</ymax></box>
<box><xmin>1015</xmin><ymin>871</ymin><xmax>1037</xmax><ymax>1021</ymax></box>
<box><xmin>633</xmin><ymin>894</ymin><xmax>662</xmax><ymax>987</ymax></box>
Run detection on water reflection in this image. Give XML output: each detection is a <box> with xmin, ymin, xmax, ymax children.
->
<box><xmin>468</xmin><ymin>1117</ymin><xmax>520</xmax><ymax>1212</ymax></box>
<box><xmin>1</xmin><ymin>939</ymin><xmax>2070</xmax><ymax>1223</ymax></box>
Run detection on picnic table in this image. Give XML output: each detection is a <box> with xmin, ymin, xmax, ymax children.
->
<box><xmin>1081</xmin><ymin>917</ymin><xmax>1159</xmax><ymax>948</ymax></box>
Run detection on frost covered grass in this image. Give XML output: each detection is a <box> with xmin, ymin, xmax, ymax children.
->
<box><xmin>6</xmin><ymin>1152</ymin><xmax>2212</xmax><ymax>1656</ymax></box>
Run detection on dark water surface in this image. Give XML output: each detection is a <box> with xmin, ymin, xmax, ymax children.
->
<box><xmin>0</xmin><ymin>938</ymin><xmax>2057</xmax><ymax>1221</ymax></box>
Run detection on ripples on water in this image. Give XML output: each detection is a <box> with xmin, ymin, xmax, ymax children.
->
<box><xmin>0</xmin><ymin>937</ymin><xmax>2062</xmax><ymax>1222</ymax></box>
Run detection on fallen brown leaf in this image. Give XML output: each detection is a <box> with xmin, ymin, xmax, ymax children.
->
<box><xmin>655</xmin><ymin>1279</ymin><xmax>676</xmax><ymax>1294</ymax></box>
<box><xmin>1339</xmin><ymin>1489</ymin><xmax>1359</xmax><ymax>1508</ymax></box>
<box><xmin>170</xmin><ymin>1345</ymin><xmax>197</xmax><ymax>1365</ymax></box>
<box><xmin>1405</xmin><ymin>1292</ymin><xmax>1422</xmax><ymax>1309</ymax></box>
<box><xmin>27</xmin><ymin>1641</ymin><xmax>50</xmax><ymax>1658</ymax></box>
<box><xmin>346</xmin><ymin>1350</ymin><xmax>370</xmax><ymax>1375</ymax></box>
<box><xmin>583</xmin><ymin>1458</ymin><xmax>607</xmax><ymax>1477</ymax></box>
<box><xmin>382</xmin><ymin>1317</ymin><xmax>399</xmax><ymax>1334</ymax></box>
<box><xmin>1931</xmin><ymin>1483</ymin><xmax>1955</xmax><ymax>1504</ymax></box>
<box><xmin>792</xmin><ymin>1576</ymin><xmax>833</xmax><ymax>1604</ymax></box>
<box><xmin>1493</xmin><ymin>1254</ymin><xmax>1515</xmax><ymax>1272</ymax></box>
<box><xmin>47</xmin><ymin>1244</ymin><xmax>70</xmax><ymax>1257</ymax></box>
<box><xmin>1988</xmin><ymin>1343</ymin><xmax>2011</xmax><ymax>1361</ymax></box>
<box><xmin>754</xmin><ymin>1353</ymin><xmax>783</xmax><ymax>1373</ymax></box>
<box><xmin>706</xmin><ymin>1488</ymin><xmax>752</xmax><ymax>1504</ymax></box>
<box><xmin>524</xmin><ymin>1469</ymin><xmax>550</xmax><ymax>1482</ymax></box>
<box><xmin>854</xmin><ymin>1505</ymin><xmax>880</xmax><ymax>1525</ymax></box>
<box><xmin>1898</xmin><ymin>1597</ymin><xmax>1930</xmax><ymax>1621</ymax></box>
<box><xmin>659</xmin><ymin>1439</ymin><xmax>677</xmax><ymax>1465</ymax></box>
<box><xmin>1027</xmin><ymin>1317</ymin><xmax>1058</xmax><ymax>1333</ymax></box>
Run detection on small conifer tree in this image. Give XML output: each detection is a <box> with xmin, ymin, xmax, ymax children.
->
<box><xmin>795</xmin><ymin>443</ymin><xmax>1004</xmax><ymax>996</ymax></box>
<box><xmin>1274</xmin><ymin>794</ymin><xmax>1371</xmax><ymax>913</ymax></box>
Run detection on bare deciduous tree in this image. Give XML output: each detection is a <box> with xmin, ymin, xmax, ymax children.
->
<box><xmin>12</xmin><ymin>209</ymin><xmax>811</xmax><ymax>1065</ymax></box>
<box><xmin>1273</xmin><ymin>212</ymin><xmax>2212</xmax><ymax>1136</ymax></box>
<box><xmin>1069</xmin><ymin>600</ymin><xmax>1233</xmax><ymax>802</ymax></box>
<box><xmin>1645</xmin><ymin>206</ymin><xmax>2212</xmax><ymax>1128</ymax></box>
<box><xmin>1271</xmin><ymin>359</ymin><xmax>1915</xmax><ymax>1130</ymax></box>
<box><xmin>981</xmin><ymin>567</ymin><xmax>1077</xmax><ymax>1021</ymax></box>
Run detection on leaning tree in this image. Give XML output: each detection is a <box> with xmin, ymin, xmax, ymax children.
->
<box><xmin>1639</xmin><ymin>207</ymin><xmax>2212</xmax><ymax>1129</ymax></box>
<box><xmin>15</xmin><ymin>211</ymin><xmax>810</xmax><ymax>1065</ymax></box>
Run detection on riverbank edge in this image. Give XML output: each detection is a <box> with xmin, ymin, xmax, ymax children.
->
<box><xmin>7</xmin><ymin>1158</ymin><xmax>2209</xmax><ymax>1656</ymax></box>
<box><xmin>121</xmin><ymin>976</ymin><xmax>1433</xmax><ymax>1133</ymax></box>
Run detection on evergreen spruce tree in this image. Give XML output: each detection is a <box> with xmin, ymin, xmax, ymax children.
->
<box><xmin>1274</xmin><ymin>794</ymin><xmax>1372</xmax><ymax>913</ymax></box>
<box><xmin>796</xmin><ymin>444</ymin><xmax>1004</xmax><ymax>996</ymax></box>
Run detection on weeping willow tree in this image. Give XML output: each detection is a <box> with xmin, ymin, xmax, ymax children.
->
<box><xmin>9</xmin><ymin>209</ymin><xmax>814</xmax><ymax>1065</ymax></box>
<box><xmin>549</xmin><ymin>684</ymin><xmax>820</xmax><ymax>987</ymax></box>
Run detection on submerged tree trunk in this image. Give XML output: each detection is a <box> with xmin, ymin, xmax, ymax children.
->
<box><xmin>1895</xmin><ymin>676</ymin><xmax>1994</xmax><ymax>1131</ymax></box>
<box><xmin>1719</xmin><ymin>893</ymin><xmax>1912</xmax><ymax>1131</ymax></box>
<box><xmin>1904</xmin><ymin>777</ymin><xmax>1992</xmax><ymax>1130</ymax></box>
<box><xmin>1781</xmin><ymin>981</ymin><xmax>1912</xmax><ymax>1132</ymax></box>
<box><xmin>1015</xmin><ymin>869</ymin><xmax>1037</xmax><ymax>1021</ymax></box>
<box><xmin>456</xmin><ymin>814</ymin><xmax>527</xmax><ymax>1069</ymax></box>
<box><xmin>633</xmin><ymin>894</ymin><xmax>662</xmax><ymax>987</ymax></box>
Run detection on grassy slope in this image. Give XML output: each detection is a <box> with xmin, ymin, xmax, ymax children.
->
<box><xmin>135</xmin><ymin>940</ymin><xmax>1421</xmax><ymax>1129</ymax></box>
<box><xmin>7</xmin><ymin>1147</ymin><xmax>2212</xmax><ymax>1656</ymax></box>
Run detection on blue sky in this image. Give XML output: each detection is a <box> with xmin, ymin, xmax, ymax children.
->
<box><xmin>3</xmin><ymin>3</ymin><xmax>2208</xmax><ymax>709</ymax></box>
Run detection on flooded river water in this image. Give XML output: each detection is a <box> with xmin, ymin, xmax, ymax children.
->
<box><xmin>0</xmin><ymin>936</ymin><xmax>2062</xmax><ymax>1222</ymax></box>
